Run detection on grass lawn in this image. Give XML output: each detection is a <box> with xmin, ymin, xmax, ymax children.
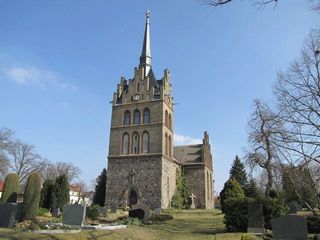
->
<box><xmin>0</xmin><ymin>209</ymin><xmax>248</xmax><ymax>240</ymax></box>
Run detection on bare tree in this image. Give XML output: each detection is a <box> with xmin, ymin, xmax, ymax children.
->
<box><xmin>4</xmin><ymin>139</ymin><xmax>47</xmax><ymax>183</ymax></box>
<box><xmin>0</xmin><ymin>128</ymin><xmax>14</xmax><ymax>178</ymax></box>
<box><xmin>246</xmin><ymin>100</ymin><xmax>285</xmax><ymax>197</ymax></box>
<box><xmin>42</xmin><ymin>161</ymin><xmax>81</xmax><ymax>183</ymax></box>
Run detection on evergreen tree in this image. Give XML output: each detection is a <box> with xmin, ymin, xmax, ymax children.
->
<box><xmin>93</xmin><ymin>168</ymin><xmax>107</xmax><ymax>206</ymax></box>
<box><xmin>245</xmin><ymin>178</ymin><xmax>259</xmax><ymax>198</ymax></box>
<box><xmin>229</xmin><ymin>156</ymin><xmax>248</xmax><ymax>190</ymax></box>
<box><xmin>171</xmin><ymin>167</ymin><xmax>190</xmax><ymax>209</ymax></box>
<box><xmin>51</xmin><ymin>174</ymin><xmax>69</xmax><ymax>210</ymax></box>
<box><xmin>40</xmin><ymin>179</ymin><xmax>54</xmax><ymax>209</ymax></box>
<box><xmin>1</xmin><ymin>173</ymin><xmax>19</xmax><ymax>203</ymax></box>
<box><xmin>220</xmin><ymin>178</ymin><xmax>244</xmax><ymax>213</ymax></box>
<box><xmin>22</xmin><ymin>172</ymin><xmax>41</xmax><ymax>220</ymax></box>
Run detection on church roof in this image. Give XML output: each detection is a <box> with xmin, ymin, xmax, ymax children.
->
<box><xmin>173</xmin><ymin>144</ymin><xmax>203</xmax><ymax>164</ymax></box>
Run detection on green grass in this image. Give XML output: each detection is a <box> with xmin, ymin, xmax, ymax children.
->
<box><xmin>0</xmin><ymin>209</ymin><xmax>249</xmax><ymax>240</ymax></box>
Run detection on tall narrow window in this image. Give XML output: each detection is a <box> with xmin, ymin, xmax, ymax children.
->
<box><xmin>169</xmin><ymin>114</ymin><xmax>172</xmax><ymax>130</ymax></box>
<box><xmin>143</xmin><ymin>108</ymin><xmax>150</xmax><ymax>123</ymax></box>
<box><xmin>165</xmin><ymin>133</ymin><xmax>168</xmax><ymax>155</ymax></box>
<box><xmin>142</xmin><ymin>131</ymin><xmax>149</xmax><ymax>153</ymax></box>
<box><xmin>122</xmin><ymin>133</ymin><xmax>129</xmax><ymax>154</ymax></box>
<box><xmin>132</xmin><ymin>132</ymin><xmax>140</xmax><ymax>154</ymax></box>
<box><xmin>133</xmin><ymin>110</ymin><xmax>140</xmax><ymax>125</ymax></box>
<box><xmin>165</xmin><ymin>110</ymin><xmax>168</xmax><ymax>126</ymax></box>
<box><xmin>124</xmin><ymin>111</ymin><xmax>131</xmax><ymax>125</ymax></box>
<box><xmin>168</xmin><ymin>135</ymin><xmax>172</xmax><ymax>157</ymax></box>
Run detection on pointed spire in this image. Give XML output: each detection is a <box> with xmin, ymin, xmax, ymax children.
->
<box><xmin>140</xmin><ymin>10</ymin><xmax>152</xmax><ymax>77</ymax></box>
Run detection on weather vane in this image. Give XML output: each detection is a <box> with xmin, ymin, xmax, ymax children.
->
<box><xmin>146</xmin><ymin>10</ymin><xmax>151</xmax><ymax>18</ymax></box>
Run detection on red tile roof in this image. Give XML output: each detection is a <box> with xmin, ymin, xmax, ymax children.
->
<box><xmin>0</xmin><ymin>180</ymin><xmax>4</xmax><ymax>192</ymax></box>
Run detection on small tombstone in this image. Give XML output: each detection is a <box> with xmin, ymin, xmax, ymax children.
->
<box><xmin>129</xmin><ymin>203</ymin><xmax>150</xmax><ymax>221</ymax></box>
<box><xmin>190</xmin><ymin>193</ymin><xmax>196</xmax><ymax>209</ymax></box>
<box><xmin>287</xmin><ymin>201</ymin><xmax>298</xmax><ymax>214</ymax></box>
<box><xmin>52</xmin><ymin>208</ymin><xmax>61</xmax><ymax>217</ymax></box>
<box><xmin>62</xmin><ymin>204</ymin><xmax>86</xmax><ymax>227</ymax></box>
<box><xmin>271</xmin><ymin>215</ymin><xmax>307</xmax><ymax>240</ymax></box>
<box><xmin>247</xmin><ymin>201</ymin><xmax>265</xmax><ymax>234</ymax></box>
<box><xmin>0</xmin><ymin>203</ymin><xmax>18</xmax><ymax>228</ymax></box>
<box><xmin>97</xmin><ymin>207</ymin><xmax>107</xmax><ymax>217</ymax></box>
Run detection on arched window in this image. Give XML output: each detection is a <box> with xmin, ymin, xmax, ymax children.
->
<box><xmin>133</xmin><ymin>110</ymin><xmax>140</xmax><ymax>125</ymax></box>
<box><xmin>169</xmin><ymin>114</ymin><xmax>172</xmax><ymax>130</ymax></box>
<box><xmin>124</xmin><ymin>111</ymin><xmax>131</xmax><ymax>125</ymax></box>
<box><xmin>142</xmin><ymin>131</ymin><xmax>149</xmax><ymax>153</ymax></box>
<box><xmin>132</xmin><ymin>132</ymin><xmax>140</xmax><ymax>154</ymax></box>
<box><xmin>122</xmin><ymin>133</ymin><xmax>129</xmax><ymax>154</ymax></box>
<box><xmin>165</xmin><ymin>110</ymin><xmax>168</xmax><ymax>126</ymax></box>
<box><xmin>143</xmin><ymin>108</ymin><xmax>150</xmax><ymax>124</ymax></box>
<box><xmin>169</xmin><ymin>135</ymin><xmax>172</xmax><ymax>157</ymax></box>
<box><xmin>165</xmin><ymin>133</ymin><xmax>168</xmax><ymax>155</ymax></box>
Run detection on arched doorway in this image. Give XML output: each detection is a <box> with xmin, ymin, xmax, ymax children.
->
<box><xmin>128</xmin><ymin>189</ymin><xmax>138</xmax><ymax>207</ymax></box>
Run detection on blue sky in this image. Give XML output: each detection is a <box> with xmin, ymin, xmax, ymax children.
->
<box><xmin>0</xmin><ymin>0</ymin><xmax>318</xmax><ymax>193</ymax></box>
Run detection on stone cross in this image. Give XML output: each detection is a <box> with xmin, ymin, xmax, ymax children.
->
<box><xmin>190</xmin><ymin>193</ymin><xmax>196</xmax><ymax>209</ymax></box>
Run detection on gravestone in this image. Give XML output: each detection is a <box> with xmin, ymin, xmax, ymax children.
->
<box><xmin>129</xmin><ymin>203</ymin><xmax>150</xmax><ymax>221</ymax></box>
<box><xmin>247</xmin><ymin>201</ymin><xmax>265</xmax><ymax>234</ymax></box>
<box><xmin>97</xmin><ymin>207</ymin><xmax>107</xmax><ymax>216</ymax></box>
<box><xmin>62</xmin><ymin>204</ymin><xmax>86</xmax><ymax>226</ymax></box>
<box><xmin>271</xmin><ymin>215</ymin><xmax>307</xmax><ymax>240</ymax></box>
<box><xmin>287</xmin><ymin>201</ymin><xmax>298</xmax><ymax>214</ymax></box>
<box><xmin>190</xmin><ymin>193</ymin><xmax>196</xmax><ymax>209</ymax></box>
<box><xmin>14</xmin><ymin>203</ymin><xmax>23</xmax><ymax>221</ymax></box>
<box><xmin>0</xmin><ymin>203</ymin><xmax>18</xmax><ymax>228</ymax></box>
<box><xmin>52</xmin><ymin>208</ymin><xmax>61</xmax><ymax>217</ymax></box>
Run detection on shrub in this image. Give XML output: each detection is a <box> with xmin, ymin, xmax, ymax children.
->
<box><xmin>171</xmin><ymin>167</ymin><xmax>190</xmax><ymax>209</ymax></box>
<box><xmin>40</xmin><ymin>179</ymin><xmax>54</xmax><ymax>209</ymax></box>
<box><xmin>22</xmin><ymin>172</ymin><xmax>41</xmax><ymax>221</ymax></box>
<box><xmin>220</xmin><ymin>178</ymin><xmax>245</xmax><ymax>213</ymax></box>
<box><xmin>51</xmin><ymin>174</ymin><xmax>69</xmax><ymax>210</ymax></box>
<box><xmin>307</xmin><ymin>216</ymin><xmax>320</xmax><ymax>234</ymax></box>
<box><xmin>224</xmin><ymin>198</ymin><xmax>252</xmax><ymax>232</ymax></box>
<box><xmin>88</xmin><ymin>205</ymin><xmax>99</xmax><ymax>221</ymax></box>
<box><xmin>241</xmin><ymin>233</ymin><xmax>259</xmax><ymax>240</ymax></box>
<box><xmin>37</xmin><ymin>207</ymin><xmax>49</xmax><ymax>217</ymax></box>
<box><xmin>262</xmin><ymin>197</ymin><xmax>287</xmax><ymax>229</ymax></box>
<box><xmin>1</xmin><ymin>173</ymin><xmax>19</xmax><ymax>203</ymax></box>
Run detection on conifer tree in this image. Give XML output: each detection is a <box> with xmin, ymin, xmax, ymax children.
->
<box><xmin>229</xmin><ymin>156</ymin><xmax>248</xmax><ymax>190</ymax></box>
<box><xmin>93</xmin><ymin>168</ymin><xmax>107</xmax><ymax>206</ymax></box>
<box><xmin>51</xmin><ymin>174</ymin><xmax>69</xmax><ymax>210</ymax></box>
<box><xmin>22</xmin><ymin>172</ymin><xmax>41</xmax><ymax>220</ymax></box>
<box><xmin>245</xmin><ymin>178</ymin><xmax>259</xmax><ymax>198</ymax></box>
<box><xmin>220</xmin><ymin>178</ymin><xmax>244</xmax><ymax>213</ymax></box>
<box><xmin>171</xmin><ymin>167</ymin><xmax>190</xmax><ymax>209</ymax></box>
<box><xmin>1</xmin><ymin>173</ymin><xmax>19</xmax><ymax>203</ymax></box>
<box><xmin>40</xmin><ymin>179</ymin><xmax>54</xmax><ymax>209</ymax></box>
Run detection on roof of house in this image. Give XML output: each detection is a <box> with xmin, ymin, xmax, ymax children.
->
<box><xmin>0</xmin><ymin>180</ymin><xmax>4</xmax><ymax>192</ymax></box>
<box><xmin>173</xmin><ymin>144</ymin><xmax>203</xmax><ymax>164</ymax></box>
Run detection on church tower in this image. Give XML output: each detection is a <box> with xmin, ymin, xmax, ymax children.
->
<box><xmin>105</xmin><ymin>12</ymin><xmax>179</xmax><ymax>209</ymax></box>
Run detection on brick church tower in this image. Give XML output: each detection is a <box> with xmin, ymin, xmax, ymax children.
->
<box><xmin>105</xmin><ymin>11</ymin><xmax>180</xmax><ymax>209</ymax></box>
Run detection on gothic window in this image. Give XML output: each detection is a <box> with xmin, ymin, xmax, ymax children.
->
<box><xmin>165</xmin><ymin>110</ymin><xmax>168</xmax><ymax>126</ymax></box>
<box><xmin>143</xmin><ymin>108</ymin><xmax>150</xmax><ymax>123</ymax></box>
<box><xmin>132</xmin><ymin>132</ymin><xmax>140</xmax><ymax>154</ymax></box>
<box><xmin>165</xmin><ymin>133</ymin><xmax>168</xmax><ymax>155</ymax></box>
<box><xmin>168</xmin><ymin>135</ymin><xmax>172</xmax><ymax>157</ymax></box>
<box><xmin>124</xmin><ymin>110</ymin><xmax>131</xmax><ymax>125</ymax></box>
<box><xmin>142</xmin><ymin>131</ymin><xmax>149</xmax><ymax>153</ymax></box>
<box><xmin>169</xmin><ymin>113</ymin><xmax>172</xmax><ymax>130</ymax></box>
<box><xmin>133</xmin><ymin>110</ymin><xmax>141</xmax><ymax>125</ymax></box>
<box><xmin>122</xmin><ymin>133</ymin><xmax>129</xmax><ymax>154</ymax></box>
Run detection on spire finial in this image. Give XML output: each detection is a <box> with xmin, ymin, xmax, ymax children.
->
<box><xmin>140</xmin><ymin>10</ymin><xmax>152</xmax><ymax>77</ymax></box>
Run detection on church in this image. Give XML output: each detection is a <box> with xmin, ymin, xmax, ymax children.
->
<box><xmin>105</xmin><ymin>12</ymin><xmax>214</xmax><ymax>210</ymax></box>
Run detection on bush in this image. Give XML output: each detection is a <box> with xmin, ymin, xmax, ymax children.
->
<box><xmin>37</xmin><ymin>207</ymin><xmax>49</xmax><ymax>217</ymax></box>
<box><xmin>241</xmin><ymin>233</ymin><xmax>259</xmax><ymax>240</ymax></box>
<box><xmin>307</xmin><ymin>216</ymin><xmax>320</xmax><ymax>234</ymax></box>
<box><xmin>224</xmin><ymin>198</ymin><xmax>251</xmax><ymax>232</ymax></box>
<box><xmin>1</xmin><ymin>173</ymin><xmax>19</xmax><ymax>203</ymax></box>
<box><xmin>40</xmin><ymin>179</ymin><xmax>54</xmax><ymax>209</ymax></box>
<box><xmin>88</xmin><ymin>205</ymin><xmax>100</xmax><ymax>221</ymax></box>
<box><xmin>117</xmin><ymin>217</ymin><xmax>143</xmax><ymax>226</ymax></box>
<box><xmin>22</xmin><ymin>172</ymin><xmax>41</xmax><ymax>221</ymax></box>
<box><xmin>262</xmin><ymin>197</ymin><xmax>287</xmax><ymax>229</ymax></box>
<box><xmin>220</xmin><ymin>178</ymin><xmax>245</xmax><ymax>213</ymax></box>
<box><xmin>51</xmin><ymin>174</ymin><xmax>69</xmax><ymax>210</ymax></box>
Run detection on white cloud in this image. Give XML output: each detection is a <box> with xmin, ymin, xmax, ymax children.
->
<box><xmin>174</xmin><ymin>133</ymin><xmax>202</xmax><ymax>146</ymax></box>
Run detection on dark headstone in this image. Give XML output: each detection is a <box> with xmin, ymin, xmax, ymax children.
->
<box><xmin>247</xmin><ymin>200</ymin><xmax>265</xmax><ymax>234</ymax></box>
<box><xmin>287</xmin><ymin>201</ymin><xmax>298</xmax><ymax>214</ymax></box>
<box><xmin>62</xmin><ymin>204</ymin><xmax>86</xmax><ymax>226</ymax></box>
<box><xmin>129</xmin><ymin>209</ymin><xmax>145</xmax><ymax>220</ymax></box>
<box><xmin>14</xmin><ymin>203</ymin><xmax>23</xmax><ymax>221</ymax></box>
<box><xmin>0</xmin><ymin>203</ymin><xmax>18</xmax><ymax>228</ymax></box>
<box><xmin>97</xmin><ymin>207</ymin><xmax>107</xmax><ymax>216</ymax></box>
<box><xmin>52</xmin><ymin>208</ymin><xmax>61</xmax><ymax>217</ymax></box>
<box><xmin>271</xmin><ymin>215</ymin><xmax>307</xmax><ymax>240</ymax></box>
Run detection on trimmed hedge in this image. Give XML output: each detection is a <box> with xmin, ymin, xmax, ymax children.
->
<box><xmin>1</xmin><ymin>173</ymin><xmax>19</xmax><ymax>203</ymax></box>
<box><xmin>22</xmin><ymin>173</ymin><xmax>41</xmax><ymax>221</ymax></box>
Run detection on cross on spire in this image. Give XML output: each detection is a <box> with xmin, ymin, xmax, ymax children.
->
<box><xmin>139</xmin><ymin>10</ymin><xmax>152</xmax><ymax>77</ymax></box>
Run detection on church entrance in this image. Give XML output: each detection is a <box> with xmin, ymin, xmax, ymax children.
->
<box><xmin>128</xmin><ymin>189</ymin><xmax>138</xmax><ymax>207</ymax></box>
